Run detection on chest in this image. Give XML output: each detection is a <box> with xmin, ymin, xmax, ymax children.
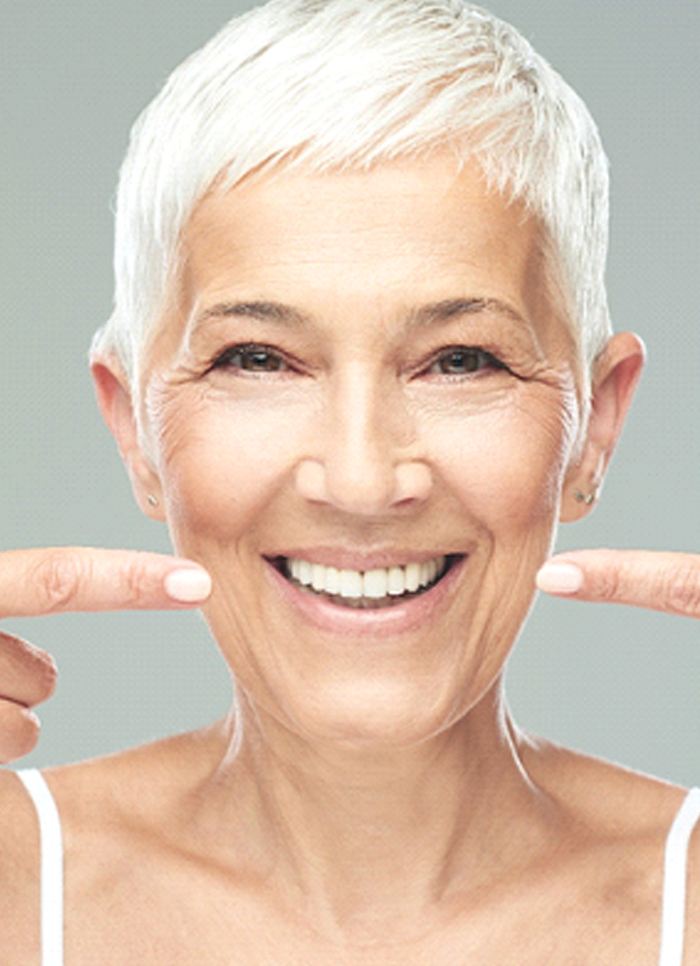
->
<box><xmin>58</xmin><ymin>909</ymin><xmax>663</xmax><ymax>966</ymax></box>
<box><xmin>8</xmin><ymin>814</ymin><xmax>679</xmax><ymax>966</ymax></box>
<box><xmin>56</xmin><ymin>863</ymin><xmax>664</xmax><ymax>966</ymax></box>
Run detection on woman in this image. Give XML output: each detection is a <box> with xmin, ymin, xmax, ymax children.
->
<box><xmin>1</xmin><ymin>1</ymin><xmax>698</xmax><ymax>962</ymax></box>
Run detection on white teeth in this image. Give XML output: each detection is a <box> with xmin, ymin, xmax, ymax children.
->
<box><xmin>339</xmin><ymin>570</ymin><xmax>363</xmax><ymax>598</ymax></box>
<box><xmin>405</xmin><ymin>562</ymin><xmax>420</xmax><ymax>592</ymax></box>
<box><xmin>311</xmin><ymin>564</ymin><xmax>325</xmax><ymax>592</ymax></box>
<box><xmin>387</xmin><ymin>566</ymin><xmax>406</xmax><ymax>596</ymax></box>
<box><xmin>325</xmin><ymin>566</ymin><xmax>340</xmax><ymax>595</ymax></box>
<box><xmin>363</xmin><ymin>568</ymin><xmax>388</xmax><ymax>598</ymax></box>
<box><xmin>284</xmin><ymin>555</ymin><xmax>448</xmax><ymax>598</ymax></box>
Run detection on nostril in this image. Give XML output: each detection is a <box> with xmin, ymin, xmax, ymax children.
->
<box><xmin>393</xmin><ymin>495</ymin><xmax>419</xmax><ymax>510</ymax></box>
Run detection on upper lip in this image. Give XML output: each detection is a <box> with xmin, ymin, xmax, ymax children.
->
<box><xmin>263</xmin><ymin>547</ymin><xmax>466</xmax><ymax>571</ymax></box>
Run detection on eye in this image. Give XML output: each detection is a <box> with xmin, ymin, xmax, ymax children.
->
<box><xmin>210</xmin><ymin>343</ymin><xmax>290</xmax><ymax>373</ymax></box>
<box><xmin>425</xmin><ymin>346</ymin><xmax>508</xmax><ymax>377</ymax></box>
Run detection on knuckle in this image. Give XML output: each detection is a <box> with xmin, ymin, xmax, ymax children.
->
<box><xmin>0</xmin><ymin>704</ymin><xmax>39</xmax><ymax>763</ymax></box>
<box><xmin>28</xmin><ymin>650</ymin><xmax>59</xmax><ymax>699</ymax></box>
<box><xmin>661</xmin><ymin>567</ymin><xmax>700</xmax><ymax>616</ymax></box>
<box><xmin>44</xmin><ymin>654</ymin><xmax>59</xmax><ymax>696</ymax></box>
<box><xmin>14</xmin><ymin>710</ymin><xmax>40</xmax><ymax>759</ymax></box>
<box><xmin>593</xmin><ymin>565</ymin><xmax>623</xmax><ymax>601</ymax></box>
<box><xmin>121</xmin><ymin>554</ymin><xmax>153</xmax><ymax>606</ymax></box>
<box><xmin>32</xmin><ymin>551</ymin><xmax>87</xmax><ymax>612</ymax></box>
<box><xmin>0</xmin><ymin>633</ymin><xmax>59</xmax><ymax>702</ymax></box>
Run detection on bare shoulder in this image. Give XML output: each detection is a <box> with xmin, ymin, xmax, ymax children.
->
<box><xmin>0</xmin><ymin>730</ymin><xmax>215</xmax><ymax>965</ymax></box>
<box><xmin>517</xmin><ymin>729</ymin><xmax>693</xmax><ymax>834</ymax></box>
<box><xmin>0</xmin><ymin>766</ymin><xmax>42</xmax><ymax>865</ymax></box>
<box><xmin>0</xmin><ymin>725</ymin><xmax>219</xmax><ymax>864</ymax></box>
<box><xmin>681</xmin><ymin>786</ymin><xmax>700</xmax><ymax>962</ymax></box>
<box><xmin>0</xmin><ymin>768</ymin><xmax>42</xmax><ymax>962</ymax></box>
<box><xmin>34</xmin><ymin>724</ymin><xmax>221</xmax><ymax>839</ymax></box>
<box><xmin>516</xmin><ymin>731</ymin><xmax>700</xmax><ymax>961</ymax></box>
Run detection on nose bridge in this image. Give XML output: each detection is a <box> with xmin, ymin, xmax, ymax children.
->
<box><xmin>313</xmin><ymin>361</ymin><xmax>420</xmax><ymax>514</ymax></box>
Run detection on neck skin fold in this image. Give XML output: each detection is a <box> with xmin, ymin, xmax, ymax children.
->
<box><xmin>182</xmin><ymin>676</ymin><xmax>562</xmax><ymax>946</ymax></box>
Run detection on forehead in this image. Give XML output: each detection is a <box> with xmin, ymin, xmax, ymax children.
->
<box><xmin>178</xmin><ymin>153</ymin><xmax>572</xmax><ymax>357</ymax></box>
<box><xmin>187</xmin><ymin>155</ymin><xmax>533</xmax><ymax>275</ymax></box>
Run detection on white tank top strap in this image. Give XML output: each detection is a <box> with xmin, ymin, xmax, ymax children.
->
<box><xmin>659</xmin><ymin>786</ymin><xmax>700</xmax><ymax>966</ymax></box>
<box><xmin>15</xmin><ymin>767</ymin><xmax>64</xmax><ymax>966</ymax></box>
<box><xmin>8</xmin><ymin>769</ymin><xmax>700</xmax><ymax>965</ymax></box>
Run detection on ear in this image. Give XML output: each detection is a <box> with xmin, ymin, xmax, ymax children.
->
<box><xmin>560</xmin><ymin>332</ymin><xmax>646</xmax><ymax>523</ymax></box>
<box><xmin>90</xmin><ymin>357</ymin><xmax>165</xmax><ymax>521</ymax></box>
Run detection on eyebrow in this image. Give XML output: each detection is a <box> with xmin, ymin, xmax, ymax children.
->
<box><xmin>192</xmin><ymin>296</ymin><xmax>530</xmax><ymax>333</ymax></box>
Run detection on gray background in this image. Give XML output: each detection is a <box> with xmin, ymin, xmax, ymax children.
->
<box><xmin>1</xmin><ymin>1</ymin><xmax>698</xmax><ymax>784</ymax></box>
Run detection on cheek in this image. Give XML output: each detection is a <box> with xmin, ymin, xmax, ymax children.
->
<box><xmin>149</xmin><ymin>374</ymin><xmax>576</xmax><ymax>550</ymax></box>
<box><xmin>151</xmin><ymin>387</ymin><xmax>310</xmax><ymax>546</ymax></box>
<box><xmin>422</xmin><ymin>385</ymin><xmax>574</xmax><ymax>529</ymax></box>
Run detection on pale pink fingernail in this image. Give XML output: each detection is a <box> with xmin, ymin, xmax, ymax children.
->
<box><xmin>164</xmin><ymin>568</ymin><xmax>212</xmax><ymax>603</ymax></box>
<box><xmin>535</xmin><ymin>562</ymin><xmax>583</xmax><ymax>594</ymax></box>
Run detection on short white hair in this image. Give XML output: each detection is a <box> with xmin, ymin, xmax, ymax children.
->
<box><xmin>91</xmin><ymin>0</ymin><xmax>612</xmax><ymax>408</ymax></box>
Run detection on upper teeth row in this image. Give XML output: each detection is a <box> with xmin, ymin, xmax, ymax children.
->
<box><xmin>285</xmin><ymin>556</ymin><xmax>447</xmax><ymax>598</ymax></box>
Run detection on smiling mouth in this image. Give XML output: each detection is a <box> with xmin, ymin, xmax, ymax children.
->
<box><xmin>268</xmin><ymin>554</ymin><xmax>464</xmax><ymax>609</ymax></box>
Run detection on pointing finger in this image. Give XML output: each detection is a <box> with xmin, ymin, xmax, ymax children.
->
<box><xmin>0</xmin><ymin>547</ymin><xmax>212</xmax><ymax>619</ymax></box>
<box><xmin>535</xmin><ymin>549</ymin><xmax>700</xmax><ymax>618</ymax></box>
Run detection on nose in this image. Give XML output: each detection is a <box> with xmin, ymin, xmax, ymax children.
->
<box><xmin>294</xmin><ymin>366</ymin><xmax>433</xmax><ymax>515</ymax></box>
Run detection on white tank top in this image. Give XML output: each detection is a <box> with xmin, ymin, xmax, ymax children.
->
<box><xmin>13</xmin><ymin>768</ymin><xmax>700</xmax><ymax>965</ymax></box>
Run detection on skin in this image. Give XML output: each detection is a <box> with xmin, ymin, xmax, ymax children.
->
<box><xmin>100</xmin><ymin>151</ymin><xmax>644</xmax><ymax>935</ymax></box>
<box><xmin>0</xmin><ymin>151</ymin><xmax>698</xmax><ymax>962</ymax></box>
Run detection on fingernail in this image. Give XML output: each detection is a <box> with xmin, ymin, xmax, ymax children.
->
<box><xmin>164</xmin><ymin>567</ymin><xmax>212</xmax><ymax>603</ymax></box>
<box><xmin>535</xmin><ymin>562</ymin><xmax>583</xmax><ymax>594</ymax></box>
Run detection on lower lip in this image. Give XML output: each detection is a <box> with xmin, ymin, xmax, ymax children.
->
<box><xmin>262</xmin><ymin>555</ymin><xmax>468</xmax><ymax>637</ymax></box>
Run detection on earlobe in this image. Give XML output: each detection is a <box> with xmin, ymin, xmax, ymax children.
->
<box><xmin>560</xmin><ymin>332</ymin><xmax>646</xmax><ymax>523</ymax></box>
<box><xmin>90</xmin><ymin>358</ymin><xmax>165</xmax><ymax>520</ymax></box>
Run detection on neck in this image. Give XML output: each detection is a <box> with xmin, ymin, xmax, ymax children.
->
<box><xmin>187</xmin><ymin>679</ymin><xmax>557</xmax><ymax>944</ymax></box>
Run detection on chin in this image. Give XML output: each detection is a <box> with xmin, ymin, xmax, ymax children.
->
<box><xmin>279</xmin><ymin>679</ymin><xmax>460</xmax><ymax>748</ymax></box>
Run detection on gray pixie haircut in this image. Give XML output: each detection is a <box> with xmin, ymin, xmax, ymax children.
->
<box><xmin>91</xmin><ymin>0</ymin><xmax>612</xmax><ymax>405</ymax></box>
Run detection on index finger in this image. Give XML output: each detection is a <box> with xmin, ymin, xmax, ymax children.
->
<box><xmin>0</xmin><ymin>547</ymin><xmax>212</xmax><ymax>618</ymax></box>
<box><xmin>535</xmin><ymin>549</ymin><xmax>700</xmax><ymax>618</ymax></box>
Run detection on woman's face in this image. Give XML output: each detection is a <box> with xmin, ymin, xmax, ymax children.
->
<box><xmin>144</xmin><ymin>152</ymin><xmax>582</xmax><ymax>743</ymax></box>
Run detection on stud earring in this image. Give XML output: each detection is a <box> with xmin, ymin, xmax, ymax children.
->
<box><xmin>147</xmin><ymin>494</ymin><xmax>159</xmax><ymax>508</ymax></box>
<box><xmin>573</xmin><ymin>489</ymin><xmax>595</xmax><ymax>506</ymax></box>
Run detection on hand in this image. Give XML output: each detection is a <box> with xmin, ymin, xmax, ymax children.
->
<box><xmin>0</xmin><ymin>547</ymin><xmax>211</xmax><ymax>763</ymax></box>
<box><xmin>536</xmin><ymin>549</ymin><xmax>700</xmax><ymax>618</ymax></box>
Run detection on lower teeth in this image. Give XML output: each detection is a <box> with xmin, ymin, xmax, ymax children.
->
<box><xmin>289</xmin><ymin>578</ymin><xmax>441</xmax><ymax>608</ymax></box>
<box><xmin>315</xmin><ymin>590</ymin><xmax>425</xmax><ymax>609</ymax></box>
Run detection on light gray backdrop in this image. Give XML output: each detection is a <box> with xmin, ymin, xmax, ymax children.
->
<box><xmin>1</xmin><ymin>1</ymin><xmax>698</xmax><ymax>784</ymax></box>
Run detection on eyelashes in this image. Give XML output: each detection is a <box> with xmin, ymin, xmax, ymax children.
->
<box><xmin>210</xmin><ymin>343</ymin><xmax>290</xmax><ymax>374</ymax></box>
<box><xmin>207</xmin><ymin>342</ymin><xmax>512</xmax><ymax>380</ymax></box>
<box><xmin>425</xmin><ymin>346</ymin><xmax>508</xmax><ymax>377</ymax></box>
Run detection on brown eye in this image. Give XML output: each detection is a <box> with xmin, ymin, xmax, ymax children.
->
<box><xmin>429</xmin><ymin>347</ymin><xmax>506</xmax><ymax>376</ymax></box>
<box><xmin>212</xmin><ymin>344</ymin><xmax>288</xmax><ymax>372</ymax></box>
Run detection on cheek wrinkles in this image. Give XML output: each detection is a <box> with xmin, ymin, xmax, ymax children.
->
<box><xmin>145</xmin><ymin>374</ymin><xmax>211</xmax><ymax>469</ymax></box>
<box><xmin>512</xmin><ymin>370</ymin><xmax>580</xmax><ymax>460</ymax></box>
<box><xmin>146</xmin><ymin>369</ymin><xmax>323</xmax><ymax>504</ymax></box>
